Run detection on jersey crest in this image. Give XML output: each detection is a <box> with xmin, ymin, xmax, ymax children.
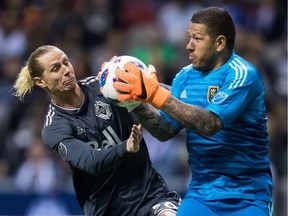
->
<box><xmin>207</xmin><ymin>86</ymin><xmax>219</xmax><ymax>102</ymax></box>
<box><xmin>94</xmin><ymin>100</ymin><xmax>112</xmax><ymax>120</ymax></box>
<box><xmin>58</xmin><ymin>142</ymin><xmax>68</xmax><ymax>160</ymax></box>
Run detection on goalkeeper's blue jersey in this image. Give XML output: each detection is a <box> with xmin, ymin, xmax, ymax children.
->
<box><xmin>160</xmin><ymin>52</ymin><xmax>272</xmax><ymax>201</ymax></box>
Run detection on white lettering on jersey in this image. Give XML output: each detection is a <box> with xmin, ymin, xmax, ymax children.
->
<box><xmin>102</xmin><ymin>126</ymin><xmax>121</xmax><ymax>149</ymax></box>
<box><xmin>152</xmin><ymin>201</ymin><xmax>177</xmax><ymax>215</ymax></box>
<box><xmin>86</xmin><ymin>126</ymin><xmax>121</xmax><ymax>150</ymax></box>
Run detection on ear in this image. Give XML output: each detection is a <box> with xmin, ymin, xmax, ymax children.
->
<box><xmin>34</xmin><ymin>77</ymin><xmax>47</xmax><ymax>88</ymax></box>
<box><xmin>215</xmin><ymin>35</ymin><xmax>226</xmax><ymax>52</ymax></box>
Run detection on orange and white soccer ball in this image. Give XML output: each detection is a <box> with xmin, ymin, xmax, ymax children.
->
<box><xmin>99</xmin><ymin>55</ymin><xmax>148</xmax><ymax>100</ymax></box>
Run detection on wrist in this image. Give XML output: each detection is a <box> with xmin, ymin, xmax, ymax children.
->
<box><xmin>117</xmin><ymin>100</ymin><xmax>141</xmax><ymax>112</ymax></box>
<box><xmin>150</xmin><ymin>86</ymin><xmax>171</xmax><ymax>109</ymax></box>
<box><xmin>132</xmin><ymin>102</ymin><xmax>144</xmax><ymax>111</ymax></box>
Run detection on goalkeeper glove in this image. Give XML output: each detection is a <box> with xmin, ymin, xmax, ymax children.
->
<box><xmin>113</xmin><ymin>63</ymin><xmax>171</xmax><ymax>109</ymax></box>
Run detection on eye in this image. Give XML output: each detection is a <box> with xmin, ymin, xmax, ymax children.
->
<box><xmin>52</xmin><ymin>66</ymin><xmax>59</xmax><ymax>72</ymax></box>
<box><xmin>51</xmin><ymin>63</ymin><xmax>61</xmax><ymax>72</ymax></box>
<box><xmin>63</xmin><ymin>59</ymin><xmax>69</xmax><ymax>66</ymax></box>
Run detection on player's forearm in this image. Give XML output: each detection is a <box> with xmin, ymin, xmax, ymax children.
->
<box><xmin>57</xmin><ymin>139</ymin><xmax>132</xmax><ymax>177</ymax></box>
<box><xmin>132</xmin><ymin>103</ymin><xmax>178</xmax><ymax>141</ymax></box>
<box><xmin>162</xmin><ymin>96</ymin><xmax>223</xmax><ymax>136</ymax></box>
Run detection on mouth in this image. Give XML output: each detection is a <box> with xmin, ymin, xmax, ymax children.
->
<box><xmin>189</xmin><ymin>53</ymin><xmax>196</xmax><ymax>62</ymax></box>
<box><xmin>64</xmin><ymin>77</ymin><xmax>75</xmax><ymax>86</ymax></box>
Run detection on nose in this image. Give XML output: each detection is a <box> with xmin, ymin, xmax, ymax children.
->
<box><xmin>63</xmin><ymin>66</ymin><xmax>71</xmax><ymax>76</ymax></box>
<box><xmin>186</xmin><ymin>39</ymin><xmax>194</xmax><ymax>51</ymax></box>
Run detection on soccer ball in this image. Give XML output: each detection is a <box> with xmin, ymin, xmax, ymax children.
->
<box><xmin>99</xmin><ymin>55</ymin><xmax>148</xmax><ymax>100</ymax></box>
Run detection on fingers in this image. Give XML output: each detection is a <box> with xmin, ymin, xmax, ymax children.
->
<box><xmin>100</xmin><ymin>61</ymin><xmax>107</xmax><ymax>70</ymax></box>
<box><xmin>137</xmin><ymin>124</ymin><xmax>143</xmax><ymax>131</ymax></box>
<box><xmin>109</xmin><ymin>55</ymin><xmax>117</xmax><ymax>62</ymax></box>
<box><xmin>148</xmin><ymin>64</ymin><xmax>156</xmax><ymax>74</ymax></box>
<box><xmin>149</xmin><ymin>72</ymin><xmax>158</xmax><ymax>81</ymax></box>
<box><xmin>98</xmin><ymin>61</ymin><xmax>109</xmax><ymax>78</ymax></box>
<box><xmin>117</xmin><ymin>93</ymin><xmax>139</xmax><ymax>101</ymax></box>
<box><xmin>127</xmin><ymin>124</ymin><xmax>142</xmax><ymax>153</ymax></box>
<box><xmin>114</xmin><ymin>62</ymin><xmax>149</xmax><ymax>102</ymax></box>
<box><xmin>113</xmin><ymin>82</ymin><xmax>132</xmax><ymax>93</ymax></box>
<box><xmin>113</xmin><ymin>82</ymin><xmax>141</xmax><ymax>101</ymax></box>
<box><xmin>131</xmin><ymin>124</ymin><xmax>142</xmax><ymax>138</ymax></box>
<box><xmin>132</xmin><ymin>124</ymin><xmax>142</xmax><ymax>143</ymax></box>
<box><xmin>115</xmin><ymin>67</ymin><xmax>138</xmax><ymax>84</ymax></box>
<box><xmin>123</xmin><ymin>62</ymin><xmax>141</xmax><ymax>77</ymax></box>
<box><xmin>97</xmin><ymin>71</ymin><xmax>101</xmax><ymax>79</ymax></box>
<box><xmin>114</xmin><ymin>64</ymin><xmax>145</xmax><ymax>101</ymax></box>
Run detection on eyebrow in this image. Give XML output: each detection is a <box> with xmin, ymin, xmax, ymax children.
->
<box><xmin>48</xmin><ymin>55</ymin><xmax>68</xmax><ymax>69</ymax></box>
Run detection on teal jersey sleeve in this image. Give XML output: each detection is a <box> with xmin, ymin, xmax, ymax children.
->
<box><xmin>206</xmin><ymin>55</ymin><xmax>267</xmax><ymax>128</ymax></box>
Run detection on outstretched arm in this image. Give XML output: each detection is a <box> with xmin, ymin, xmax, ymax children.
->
<box><xmin>114</xmin><ymin>62</ymin><xmax>222</xmax><ymax>136</ymax></box>
<box><xmin>43</xmin><ymin>122</ymin><xmax>145</xmax><ymax>177</ymax></box>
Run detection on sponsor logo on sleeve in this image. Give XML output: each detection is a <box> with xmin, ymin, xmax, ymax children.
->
<box><xmin>180</xmin><ymin>89</ymin><xmax>187</xmax><ymax>98</ymax></box>
<box><xmin>211</xmin><ymin>91</ymin><xmax>228</xmax><ymax>104</ymax></box>
<box><xmin>58</xmin><ymin>142</ymin><xmax>68</xmax><ymax>160</ymax></box>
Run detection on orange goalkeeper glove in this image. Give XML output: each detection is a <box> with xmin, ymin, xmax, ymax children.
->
<box><xmin>113</xmin><ymin>62</ymin><xmax>171</xmax><ymax>109</ymax></box>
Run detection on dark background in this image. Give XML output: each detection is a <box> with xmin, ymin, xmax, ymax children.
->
<box><xmin>0</xmin><ymin>0</ymin><xmax>286</xmax><ymax>215</ymax></box>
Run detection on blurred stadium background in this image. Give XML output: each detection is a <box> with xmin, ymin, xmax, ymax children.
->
<box><xmin>0</xmin><ymin>0</ymin><xmax>286</xmax><ymax>215</ymax></box>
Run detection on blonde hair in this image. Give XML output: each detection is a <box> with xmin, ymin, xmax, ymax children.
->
<box><xmin>13</xmin><ymin>65</ymin><xmax>34</xmax><ymax>101</ymax></box>
<box><xmin>12</xmin><ymin>45</ymin><xmax>57</xmax><ymax>101</ymax></box>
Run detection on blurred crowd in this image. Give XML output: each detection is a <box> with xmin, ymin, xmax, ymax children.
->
<box><xmin>0</xmin><ymin>0</ymin><xmax>286</xmax><ymax>215</ymax></box>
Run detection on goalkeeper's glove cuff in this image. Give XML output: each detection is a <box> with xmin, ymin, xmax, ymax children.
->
<box><xmin>117</xmin><ymin>100</ymin><xmax>141</xmax><ymax>112</ymax></box>
<box><xmin>150</xmin><ymin>86</ymin><xmax>171</xmax><ymax>109</ymax></box>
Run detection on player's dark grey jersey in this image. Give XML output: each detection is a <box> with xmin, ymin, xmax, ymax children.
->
<box><xmin>41</xmin><ymin>76</ymin><xmax>171</xmax><ymax>216</ymax></box>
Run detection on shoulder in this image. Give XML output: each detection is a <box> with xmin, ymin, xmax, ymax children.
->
<box><xmin>224</xmin><ymin>53</ymin><xmax>263</xmax><ymax>88</ymax></box>
<box><xmin>229</xmin><ymin>53</ymin><xmax>260</xmax><ymax>78</ymax></box>
<box><xmin>173</xmin><ymin>64</ymin><xmax>193</xmax><ymax>80</ymax></box>
<box><xmin>78</xmin><ymin>76</ymin><xmax>98</xmax><ymax>86</ymax></box>
<box><xmin>78</xmin><ymin>75</ymin><xmax>102</xmax><ymax>96</ymax></box>
<box><xmin>78</xmin><ymin>76</ymin><xmax>99</xmax><ymax>90</ymax></box>
<box><xmin>171</xmin><ymin>64</ymin><xmax>196</xmax><ymax>93</ymax></box>
<box><xmin>42</xmin><ymin>104</ymin><xmax>74</xmax><ymax>148</ymax></box>
<box><xmin>180</xmin><ymin>64</ymin><xmax>194</xmax><ymax>75</ymax></box>
<box><xmin>43</xmin><ymin>104</ymin><xmax>72</xmax><ymax>127</ymax></box>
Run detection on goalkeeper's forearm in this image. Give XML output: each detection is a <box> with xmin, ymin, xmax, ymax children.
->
<box><xmin>131</xmin><ymin>103</ymin><xmax>178</xmax><ymax>141</ymax></box>
<box><xmin>161</xmin><ymin>96</ymin><xmax>223</xmax><ymax>136</ymax></box>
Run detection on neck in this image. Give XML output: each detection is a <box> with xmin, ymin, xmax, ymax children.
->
<box><xmin>212</xmin><ymin>50</ymin><xmax>232</xmax><ymax>71</ymax></box>
<box><xmin>51</xmin><ymin>84</ymin><xmax>84</xmax><ymax>109</ymax></box>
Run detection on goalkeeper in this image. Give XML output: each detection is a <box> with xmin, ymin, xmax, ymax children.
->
<box><xmin>114</xmin><ymin>6</ymin><xmax>273</xmax><ymax>216</ymax></box>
